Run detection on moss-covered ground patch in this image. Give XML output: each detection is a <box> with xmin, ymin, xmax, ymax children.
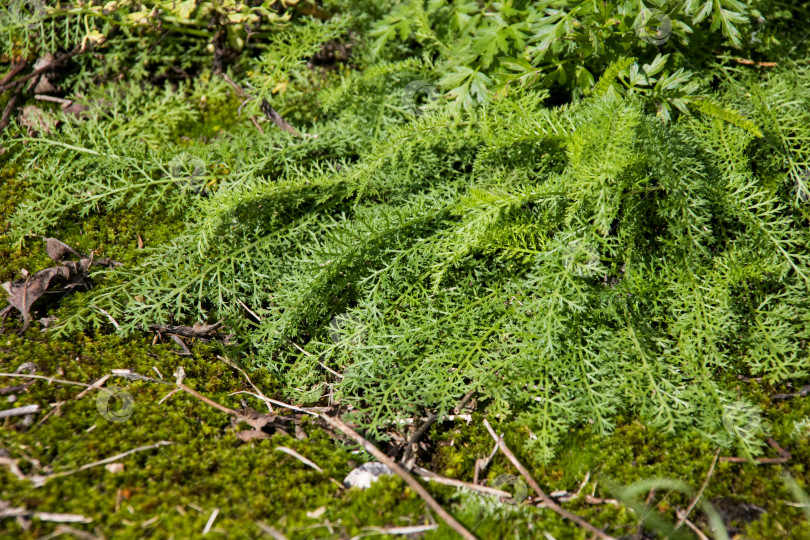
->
<box><xmin>3</xmin><ymin>320</ymin><xmax>810</xmax><ymax>539</ymax></box>
<box><xmin>0</xmin><ymin>278</ymin><xmax>809</xmax><ymax>540</ymax></box>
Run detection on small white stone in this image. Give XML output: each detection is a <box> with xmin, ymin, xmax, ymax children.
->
<box><xmin>306</xmin><ymin>506</ymin><xmax>326</xmax><ymax>519</ymax></box>
<box><xmin>342</xmin><ymin>462</ymin><xmax>393</xmax><ymax>489</ymax></box>
<box><xmin>105</xmin><ymin>463</ymin><xmax>124</xmax><ymax>474</ymax></box>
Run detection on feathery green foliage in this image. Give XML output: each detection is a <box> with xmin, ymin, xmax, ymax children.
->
<box><xmin>2</xmin><ymin>0</ymin><xmax>810</xmax><ymax>466</ymax></box>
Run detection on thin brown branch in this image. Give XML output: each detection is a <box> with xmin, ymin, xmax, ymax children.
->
<box><xmin>483</xmin><ymin>419</ymin><xmax>615</xmax><ymax>540</ymax></box>
<box><xmin>319</xmin><ymin>414</ymin><xmax>477</xmax><ymax>540</ymax></box>
<box><xmin>219</xmin><ymin>73</ymin><xmax>269</xmax><ymax>133</ymax></box>
<box><xmin>720</xmin><ymin>438</ymin><xmax>791</xmax><ymax>464</ymax></box>
<box><xmin>474</xmin><ymin>439</ymin><xmax>499</xmax><ymax>485</ymax></box>
<box><xmin>412</xmin><ymin>466</ymin><xmax>511</xmax><ymax>498</ymax></box>
<box><xmin>675</xmin><ymin>448</ymin><xmax>719</xmax><ymax>530</ymax></box>
<box><xmin>675</xmin><ymin>510</ymin><xmax>710</xmax><ymax>540</ymax></box>
<box><xmin>732</xmin><ymin>57</ymin><xmax>778</xmax><ymax>67</ymax></box>
<box><xmin>177</xmin><ymin>382</ymin><xmax>238</xmax><ymax>416</ymax></box>
<box><xmin>220</xmin><ymin>73</ymin><xmax>249</xmax><ymax>100</ymax></box>
<box><xmin>48</xmin><ymin>441</ymin><xmax>174</xmax><ymax>480</ymax></box>
<box><xmin>0</xmin><ymin>404</ymin><xmax>39</xmax><ymax>419</ymax></box>
<box><xmin>218</xmin><ymin>355</ymin><xmax>273</xmax><ymax>412</ymax></box>
<box><xmin>772</xmin><ymin>385</ymin><xmax>810</xmax><ymax>400</ymax></box>
<box><xmin>260</xmin><ymin>98</ymin><xmax>301</xmax><ymax>137</ymax></box>
<box><xmin>35</xmin><ymin>374</ymin><xmax>112</xmax><ymax>428</ymax></box>
<box><xmin>0</xmin><ymin>86</ymin><xmax>23</xmax><ymax>136</ymax></box>
<box><xmin>0</xmin><ymin>58</ymin><xmax>28</xmax><ymax>86</ymax></box>
<box><xmin>454</xmin><ymin>389</ymin><xmax>476</xmax><ymax>414</ymax></box>
<box><xmin>0</xmin><ymin>46</ymin><xmax>83</xmax><ymax>95</ymax></box>
<box><xmin>227</xmin><ymin>390</ymin><xmax>318</xmax><ymax>416</ymax></box>
<box><xmin>401</xmin><ymin>389</ymin><xmax>478</xmax><ymax>467</ymax></box>
<box><xmin>0</xmin><ymin>372</ymin><xmax>91</xmax><ymax>388</ymax></box>
<box><xmin>275</xmin><ymin>446</ymin><xmax>323</xmax><ymax>473</ymax></box>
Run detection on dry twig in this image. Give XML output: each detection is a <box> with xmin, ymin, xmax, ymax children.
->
<box><xmin>320</xmin><ymin>414</ymin><xmax>477</xmax><ymax>540</ymax></box>
<box><xmin>720</xmin><ymin>437</ymin><xmax>791</xmax><ymax>464</ymax></box>
<box><xmin>276</xmin><ymin>446</ymin><xmax>323</xmax><ymax>473</ymax></box>
<box><xmin>218</xmin><ymin>355</ymin><xmax>273</xmax><ymax>412</ymax></box>
<box><xmin>412</xmin><ymin>466</ymin><xmax>511</xmax><ymax>498</ymax></box>
<box><xmin>48</xmin><ymin>441</ymin><xmax>174</xmax><ymax>480</ymax></box>
<box><xmin>772</xmin><ymin>385</ymin><xmax>810</xmax><ymax>400</ymax></box>
<box><xmin>483</xmin><ymin>419</ymin><xmax>615</xmax><ymax>540</ymax></box>
<box><xmin>0</xmin><ymin>372</ymin><xmax>90</xmax><ymax>388</ymax></box>
<box><xmin>401</xmin><ymin>389</ymin><xmax>477</xmax><ymax>468</ymax></box>
<box><xmin>675</xmin><ymin>449</ymin><xmax>720</xmax><ymax>530</ymax></box>
<box><xmin>0</xmin><ymin>404</ymin><xmax>39</xmax><ymax>419</ymax></box>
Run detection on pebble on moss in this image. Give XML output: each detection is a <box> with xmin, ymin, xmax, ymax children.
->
<box><xmin>342</xmin><ymin>462</ymin><xmax>393</xmax><ymax>489</ymax></box>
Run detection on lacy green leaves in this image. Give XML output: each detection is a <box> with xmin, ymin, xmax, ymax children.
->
<box><xmin>4</xmin><ymin>2</ymin><xmax>809</xmax><ymax>463</ymax></box>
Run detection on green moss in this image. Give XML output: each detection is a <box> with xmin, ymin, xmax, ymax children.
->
<box><xmin>3</xmin><ymin>309</ymin><xmax>810</xmax><ymax>538</ymax></box>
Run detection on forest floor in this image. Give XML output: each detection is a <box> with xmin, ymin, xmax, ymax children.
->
<box><xmin>2</xmin><ymin>159</ymin><xmax>810</xmax><ymax>540</ymax></box>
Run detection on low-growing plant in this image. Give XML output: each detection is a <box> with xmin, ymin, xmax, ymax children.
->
<box><xmin>2</xmin><ymin>0</ymin><xmax>810</xmax><ymax>465</ymax></box>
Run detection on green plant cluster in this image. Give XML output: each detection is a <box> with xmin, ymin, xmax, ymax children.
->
<box><xmin>2</xmin><ymin>0</ymin><xmax>810</xmax><ymax>466</ymax></box>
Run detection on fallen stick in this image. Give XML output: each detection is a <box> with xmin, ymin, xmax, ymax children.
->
<box><xmin>0</xmin><ymin>85</ymin><xmax>23</xmax><ymax>132</ymax></box>
<box><xmin>257</xmin><ymin>522</ymin><xmax>289</xmax><ymax>539</ymax></box>
<box><xmin>352</xmin><ymin>524</ymin><xmax>438</xmax><ymax>538</ymax></box>
<box><xmin>48</xmin><ymin>441</ymin><xmax>174</xmax><ymax>480</ymax></box>
<box><xmin>583</xmin><ymin>494</ymin><xmax>620</xmax><ymax>506</ymax></box>
<box><xmin>0</xmin><ymin>372</ymin><xmax>90</xmax><ymax>387</ymax></box>
<box><xmin>227</xmin><ymin>390</ymin><xmax>318</xmax><ymax>416</ymax></box>
<box><xmin>73</xmin><ymin>375</ymin><xmax>111</xmax><ymax>401</ymax></box>
<box><xmin>474</xmin><ymin>439</ymin><xmax>499</xmax><ymax>485</ymax></box>
<box><xmin>483</xmin><ymin>419</ymin><xmax>615</xmax><ymax>540</ymax></box>
<box><xmin>111</xmin><ymin>368</ymin><xmax>170</xmax><ymax>385</ymax></box>
<box><xmin>772</xmin><ymin>385</ymin><xmax>810</xmax><ymax>400</ymax></box>
<box><xmin>0</xmin><ymin>58</ymin><xmax>28</xmax><ymax>86</ymax></box>
<box><xmin>276</xmin><ymin>446</ymin><xmax>324</xmax><ymax>473</ymax></box>
<box><xmin>557</xmin><ymin>472</ymin><xmax>591</xmax><ymax>503</ymax></box>
<box><xmin>51</xmin><ymin>525</ymin><xmax>104</xmax><ymax>540</ymax></box>
<box><xmin>720</xmin><ymin>437</ymin><xmax>791</xmax><ymax>464</ymax></box>
<box><xmin>675</xmin><ymin>449</ymin><xmax>719</xmax><ymax>530</ymax></box>
<box><xmin>320</xmin><ymin>414</ymin><xmax>477</xmax><ymax>540</ymax></box>
<box><xmin>0</xmin><ymin>456</ymin><xmax>32</xmax><ymax>482</ymax></box>
<box><xmin>675</xmin><ymin>510</ymin><xmax>710</xmax><ymax>540</ymax></box>
<box><xmin>218</xmin><ymin>355</ymin><xmax>273</xmax><ymax>412</ymax></box>
<box><xmin>0</xmin><ymin>46</ymin><xmax>84</xmax><ymax>95</ymax></box>
<box><xmin>260</xmin><ymin>99</ymin><xmax>301</xmax><ymax>137</ymax></box>
<box><xmin>202</xmin><ymin>508</ymin><xmax>219</xmax><ymax>535</ymax></box>
<box><xmin>220</xmin><ymin>73</ymin><xmax>296</xmax><ymax>136</ymax></box>
<box><xmin>401</xmin><ymin>389</ymin><xmax>477</xmax><ymax>467</ymax></box>
<box><xmin>0</xmin><ymin>502</ymin><xmax>92</xmax><ymax>524</ymax></box>
<box><xmin>412</xmin><ymin>466</ymin><xmax>511</xmax><ymax>498</ymax></box>
<box><xmin>177</xmin><ymin>382</ymin><xmax>237</xmax><ymax>416</ymax></box>
<box><xmin>35</xmin><ymin>375</ymin><xmax>111</xmax><ymax>427</ymax></box>
<box><xmin>732</xmin><ymin>57</ymin><xmax>778</xmax><ymax>67</ymax></box>
<box><xmin>0</xmin><ymin>404</ymin><xmax>39</xmax><ymax>418</ymax></box>
<box><xmin>35</xmin><ymin>512</ymin><xmax>93</xmax><ymax>523</ymax></box>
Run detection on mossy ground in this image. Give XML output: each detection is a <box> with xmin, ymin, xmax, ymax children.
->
<box><xmin>2</xmin><ymin>160</ymin><xmax>810</xmax><ymax>539</ymax></box>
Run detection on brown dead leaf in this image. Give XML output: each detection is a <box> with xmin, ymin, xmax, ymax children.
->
<box><xmin>235</xmin><ymin>430</ymin><xmax>270</xmax><ymax>442</ymax></box>
<box><xmin>61</xmin><ymin>101</ymin><xmax>90</xmax><ymax>119</ymax></box>
<box><xmin>1</xmin><ymin>238</ymin><xmax>121</xmax><ymax>332</ymax></box>
<box><xmin>19</xmin><ymin>105</ymin><xmax>54</xmax><ymax>134</ymax></box>
<box><xmin>149</xmin><ymin>321</ymin><xmax>233</xmax><ymax>354</ymax></box>
<box><xmin>45</xmin><ymin>237</ymin><xmax>80</xmax><ymax>261</ymax></box>
<box><xmin>30</xmin><ymin>54</ymin><xmax>57</xmax><ymax>94</ymax></box>
<box><xmin>232</xmin><ymin>407</ymin><xmax>296</xmax><ymax>439</ymax></box>
<box><xmin>235</xmin><ymin>406</ymin><xmax>277</xmax><ymax>431</ymax></box>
